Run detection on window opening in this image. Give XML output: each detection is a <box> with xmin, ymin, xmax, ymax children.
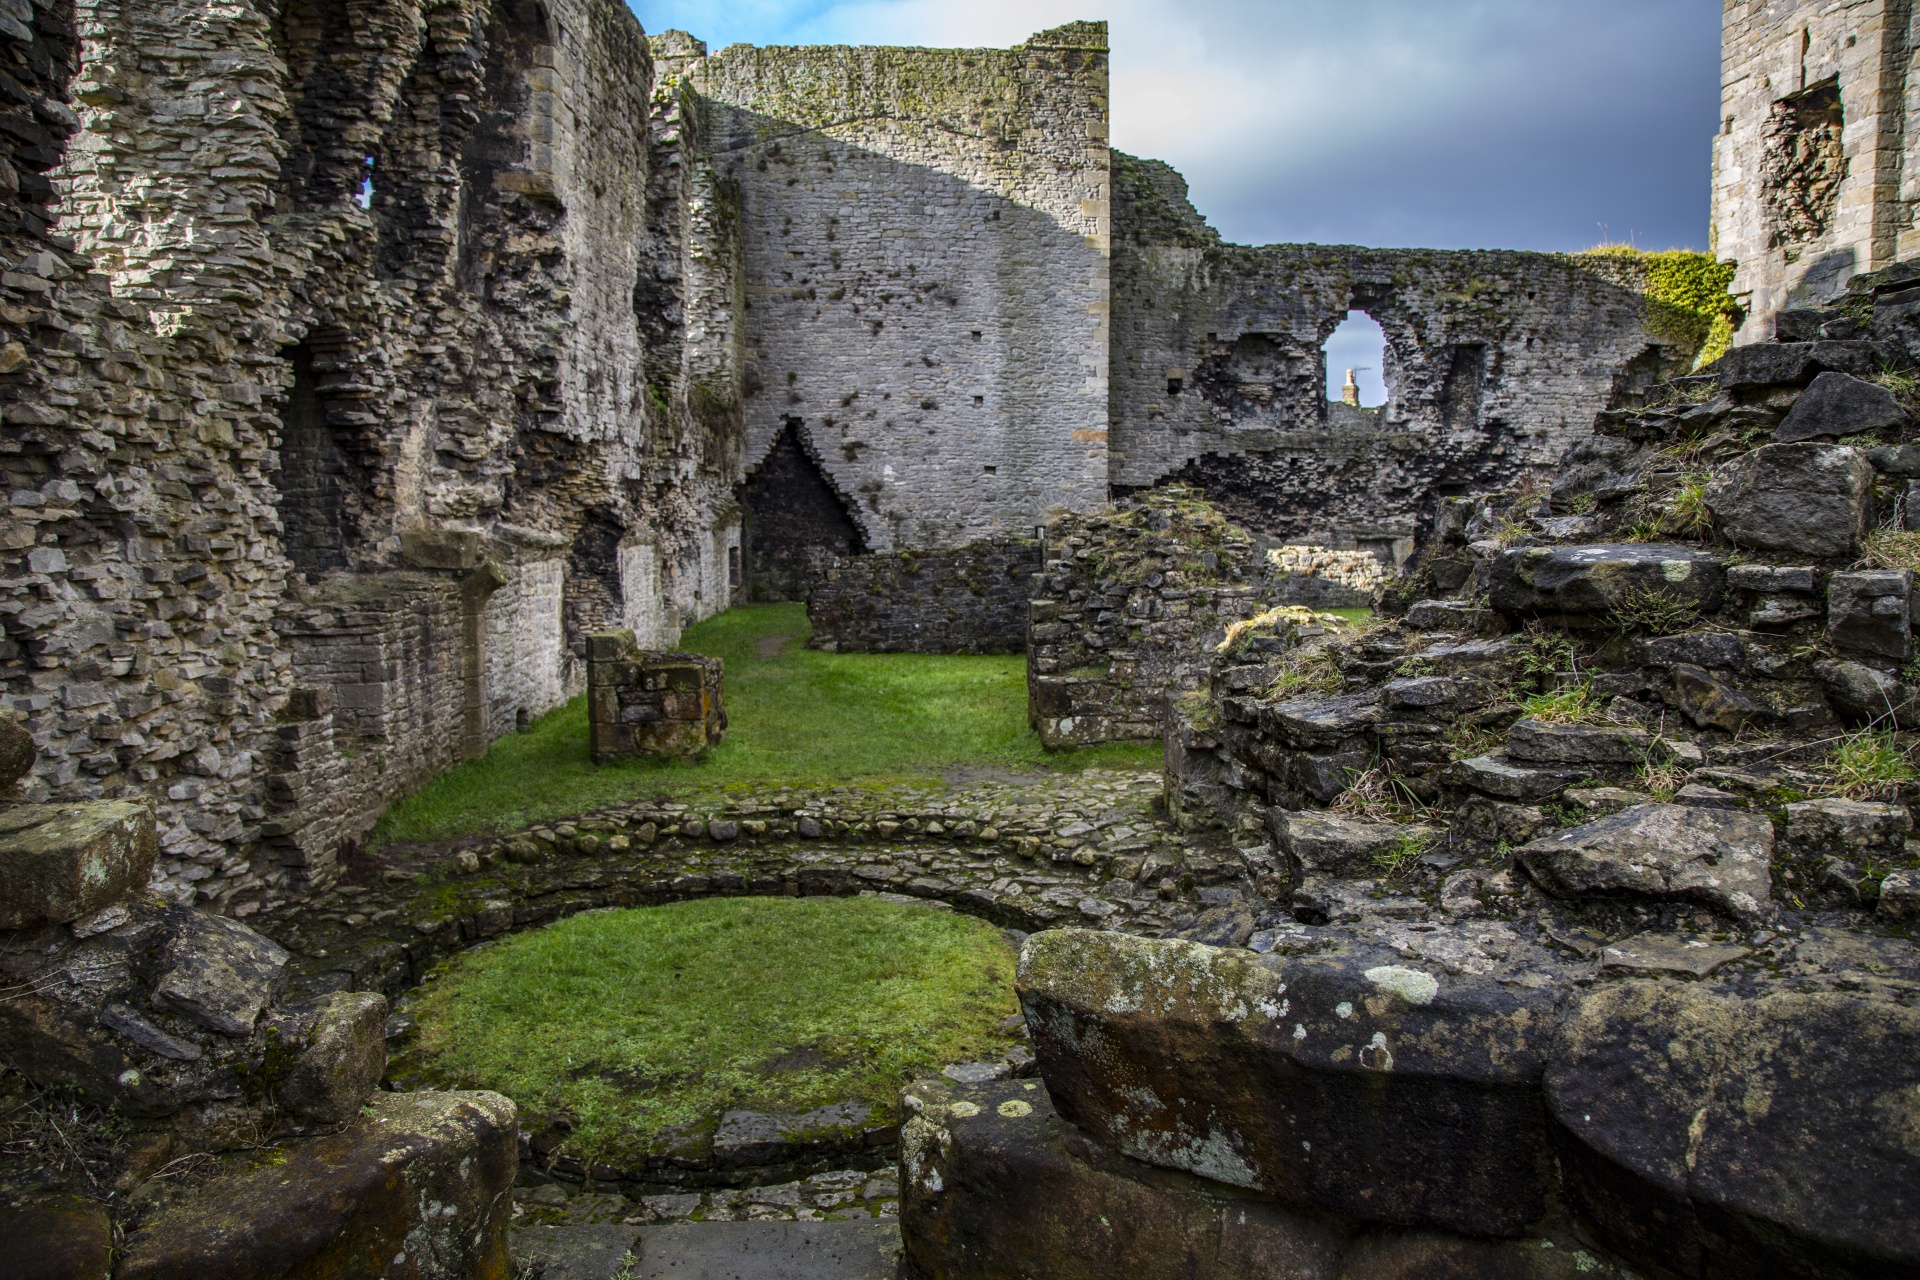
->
<box><xmin>1323</xmin><ymin>311</ymin><xmax>1386</xmax><ymax>408</ymax></box>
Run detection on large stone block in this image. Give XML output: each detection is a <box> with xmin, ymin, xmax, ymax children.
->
<box><xmin>1270</xmin><ymin>810</ymin><xmax>1430</xmax><ymax>879</ymax></box>
<box><xmin>1776</xmin><ymin>371</ymin><xmax>1910</xmax><ymax>442</ymax></box>
<box><xmin>274</xmin><ymin>990</ymin><xmax>388</xmax><ymax>1123</ymax></box>
<box><xmin>0</xmin><ymin>715</ymin><xmax>34</xmax><ymax>790</ymax></box>
<box><xmin>0</xmin><ymin>799</ymin><xmax>155</xmax><ymax>930</ymax></box>
<box><xmin>1548</xmin><ymin>982</ymin><xmax>1920</xmax><ymax>1280</ymax></box>
<box><xmin>900</xmin><ymin>1073</ymin><xmax>1347</xmax><ymax>1280</ymax></box>
<box><xmin>1018</xmin><ymin>929</ymin><xmax>1559</xmax><ymax>1237</ymax></box>
<box><xmin>1514</xmin><ymin>802</ymin><xmax>1772</xmax><ymax>919</ymax></box>
<box><xmin>1487</xmin><ymin>545</ymin><xmax>1724</xmax><ymax>620</ymax></box>
<box><xmin>1705</xmin><ymin>340</ymin><xmax>1885</xmax><ymax>391</ymax></box>
<box><xmin>1829</xmin><ymin>569</ymin><xmax>1913</xmax><ymax>662</ymax></box>
<box><xmin>1704</xmin><ymin>443</ymin><xmax>1871</xmax><ymax>558</ymax></box>
<box><xmin>116</xmin><ymin>1090</ymin><xmax>518</xmax><ymax>1280</ymax></box>
<box><xmin>151</xmin><ymin>910</ymin><xmax>290</xmax><ymax>1036</ymax></box>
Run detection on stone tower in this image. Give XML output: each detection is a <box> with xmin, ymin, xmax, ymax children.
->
<box><xmin>1714</xmin><ymin>1</ymin><xmax>1918</xmax><ymax>341</ymax></box>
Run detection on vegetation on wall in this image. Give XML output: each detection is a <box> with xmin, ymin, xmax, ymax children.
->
<box><xmin>1578</xmin><ymin>246</ymin><xmax>1742</xmax><ymax>369</ymax></box>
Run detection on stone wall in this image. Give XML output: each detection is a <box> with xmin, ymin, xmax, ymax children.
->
<box><xmin>807</xmin><ymin>538</ymin><xmax>1040</xmax><ymax>655</ymax></box>
<box><xmin>1110</xmin><ymin>153</ymin><xmax>1695</xmax><ymax>552</ymax></box>
<box><xmin>1714</xmin><ymin>0</ymin><xmax>1915</xmax><ymax>339</ymax></box>
<box><xmin>742</xmin><ymin>423</ymin><xmax>866</xmax><ymax>603</ymax></box>
<box><xmin>1264</xmin><ymin>545</ymin><xmax>1384</xmax><ymax>609</ymax></box>
<box><xmin>0</xmin><ymin>0</ymin><xmax>746</xmax><ymax>912</ymax></box>
<box><xmin>675</xmin><ymin>22</ymin><xmax>1114</xmax><ymax>551</ymax></box>
<box><xmin>1029</xmin><ymin>489</ymin><xmax>1269</xmax><ymax>747</ymax></box>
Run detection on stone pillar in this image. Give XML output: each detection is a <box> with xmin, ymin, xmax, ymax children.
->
<box><xmin>586</xmin><ymin>630</ymin><xmax>726</xmax><ymax>763</ymax></box>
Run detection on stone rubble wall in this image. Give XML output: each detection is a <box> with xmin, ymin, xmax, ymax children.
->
<box><xmin>1028</xmin><ymin>489</ymin><xmax>1270</xmax><ymax>747</ymax></box>
<box><xmin>585</xmin><ymin>628</ymin><xmax>725</xmax><ymax>762</ymax></box>
<box><xmin>806</xmin><ymin>538</ymin><xmax>1041</xmax><ymax>655</ymax></box>
<box><xmin>1110</xmin><ymin>153</ymin><xmax>1690</xmax><ymax>552</ymax></box>
<box><xmin>678</xmin><ymin>22</ymin><xmax>1114</xmax><ymax>551</ymax></box>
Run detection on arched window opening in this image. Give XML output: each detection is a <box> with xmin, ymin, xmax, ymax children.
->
<box><xmin>1323</xmin><ymin>310</ymin><xmax>1387</xmax><ymax>409</ymax></box>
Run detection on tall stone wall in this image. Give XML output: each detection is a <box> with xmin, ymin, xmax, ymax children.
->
<box><xmin>1714</xmin><ymin>0</ymin><xmax>1914</xmax><ymax>340</ymax></box>
<box><xmin>1109</xmin><ymin>153</ymin><xmax>1693</xmax><ymax>554</ymax></box>
<box><xmin>1</xmin><ymin>0</ymin><xmax>745</xmax><ymax>912</ymax></box>
<box><xmin>676</xmin><ymin>22</ymin><xmax>1113</xmax><ymax>551</ymax></box>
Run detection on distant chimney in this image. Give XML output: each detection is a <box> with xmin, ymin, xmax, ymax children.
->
<box><xmin>1341</xmin><ymin>369</ymin><xmax>1360</xmax><ymax>407</ymax></box>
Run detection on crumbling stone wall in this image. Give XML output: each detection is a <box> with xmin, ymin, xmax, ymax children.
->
<box><xmin>1029</xmin><ymin>489</ymin><xmax>1269</xmax><ymax>747</ymax></box>
<box><xmin>807</xmin><ymin>538</ymin><xmax>1040</xmax><ymax>655</ymax></box>
<box><xmin>1110</xmin><ymin>154</ymin><xmax>1695</xmax><ymax>555</ymax></box>
<box><xmin>674</xmin><ymin>22</ymin><xmax>1114</xmax><ymax>551</ymax></box>
<box><xmin>1714</xmin><ymin>1</ymin><xmax>1915</xmax><ymax>338</ymax></box>
<box><xmin>2</xmin><ymin>0</ymin><xmax>746</xmax><ymax>913</ymax></box>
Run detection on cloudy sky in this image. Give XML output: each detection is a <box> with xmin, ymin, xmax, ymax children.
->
<box><xmin>628</xmin><ymin>1</ymin><xmax>1722</xmax><ymax>404</ymax></box>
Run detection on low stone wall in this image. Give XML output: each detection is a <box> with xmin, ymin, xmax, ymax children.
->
<box><xmin>586</xmin><ymin>630</ymin><xmax>726</xmax><ymax>762</ymax></box>
<box><xmin>807</xmin><ymin>539</ymin><xmax>1042</xmax><ymax>655</ymax></box>
<box><xmin>1028</xmin><ymin>490</ymin><xmax>1272</xmax><ymax>748</ymax></box>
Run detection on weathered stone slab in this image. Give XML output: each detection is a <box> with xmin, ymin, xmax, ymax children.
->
<box><xmin>637</xmin><ymin>1220</ymin><xmax>901</xmax><ymax>1280</ymax></box>
<box><xmin>1785</xmin><ymin>797</ymin><xmax>1912</xmax><ymax>863</ymax></box>
<box><xmin>1598</xmin><ymin>933</ymin><xmax>1749</xmax><ymax>977</ymax></box>
<box><xmin>1444</xmin><ymin>755</ymin><xmax>1586</xmax><ymax>801</ymax></box>
<box><xmin>1774</xmin><ymin>371</ymin><xmax>1909</xmax><ymax>442</ymax></box>
<box><xmin>0</xmin><ymin>799</ymin><xmax>155</xmax><ymax>930</ymax></box>
<box><xmin>900</xmin><ymin>1073</ymin><xmax>1346</xmax><ymax>1280</ymax></box>
<box><xmin>1516</xmin><ymin>803</ymin><xmax>1772</xmax><ymax>919</ymax></box>
<box><xmin>1705</xmin><ymin>340</ymin><xmax>1884</xmax><ymax>391</ymax></box>
<box><xmin>1547</xmin><ymin>982</ymin><xmax>1920</xmax><ymax>1280</ymax></box>
<box><xmin>712</xmin><ymin>1101</ymin><xmax>891</xmax><ymax>1169</ymax></box>
<box><xmin>1271</xmin><ymin>810</ymin><xmax>1430</xmax><ymax>879</ymax></box>
<box><xmin>0</xmin><ymin>1195</ymin><xmax>111</xmax><ymax>1280</ymax></box>
<box><xmin>1504</xmin><ymin>719</ymin><xmax>1651</xmax><ymax>765</ymax></box>
<box><xmin>1487</xmin><ymin>545</ymin><xmax>1724</xmax><ymax>619</ymax></box>
<box><xmin>1260</xmin><ymin>691</ymin><xmax>1379</xmax><ymax>749</ymax></box>
<box><xmin>151</xmin><ymin>910</ymin><xmax>290</xmax><ymax>1036</ymax></box>
<box><xmin>1704</xmin><ymin>442</ymin><xmax>1871</xmax><ymax>558</ymax></box>
<box><xmin>1018</xmin><ymin>929</ymin><xmax>1559</xmax><ymax>1236</ymax></box>
<box><xmin>116</xmin><ymin>1090</ymin><xmax>518</xmax><ymax>1280</ymax></box>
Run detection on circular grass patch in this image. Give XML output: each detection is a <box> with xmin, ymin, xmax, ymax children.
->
<box><xmin>397</xmin><ymin>896</ymin><xmax>1019</xmax><ymax>1166</ymax></box>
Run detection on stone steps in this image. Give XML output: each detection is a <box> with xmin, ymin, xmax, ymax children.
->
<box><xmin>512</xmin><ymin>1220</ymin><xmax>901</xmax><ymax>1280</ymax></box>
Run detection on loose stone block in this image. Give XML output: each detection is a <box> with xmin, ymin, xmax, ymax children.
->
<box><xmin>1514</xmin><ymin>803</ymin><xmax>1772</xmax><ymax>919</ymax></box>
<box><xmin>900</xmin><ymin>1073</ymin><xmax>1347</xmax><ymax>1280</ymax></box>
<box><xmin>0</xmin><ymin>716</ymin><xmax>33</xmax><ymax>790</ymax></box>
<box><xmin>1704</xmin><ymin>443</ymin><xmax>1871</xmax><ymax>558</ymax></box>
<box><xmin>1271</xmin><ymin>810</ymin><xmax>1430</xmax><ymax>879</ymax></box>
<box><xmin>1548</xmin><ymin>981</ymin><xmax>1920</xmax><ymax>1280</ymax></box>
<box><xmin>115</xmin><ymin>1090</ymin><xmax>518</xmax><ymax>1280</ymax></box>
<box><xmin>586</xmin><ymin>629</ymin><xmax>726</xmax><ymax>763</ymax></box>
<box><xmin>1486</xmin><ymin>545</ymin><xmax>1725</xmax><ymax>619</ymax></box>
<box><xmin>0</xmin><ymin>799</ymin><xmax>155</xmax><ymax>930</ymax></box>
<box><xmin>275</xmin><ymin>990</ymin><xmax>388</xmax><ymax>1123</ymax></box>
<box><xmin>1018</xmin><ymin>929</ymin><xmax>1559</xmax><ymax>1237</ymax></box>
<box><xmin>1774</xmin><ymin>371</ymin><xmax>1909</xmax><ymax>442</ymax></box>
<box><xmin>1828</xmin><ymin>569</ymin><xmax>1914</xmax><ymax>662</ymax></box>
<box><xmin>1504</xmin><ymin>719</ymin><xmax>1652</xmax><ymax>765</ymax></box>
<box><xmin>1785</xmin><ymin>797</ymin><xmax>1912</xmax><ymax>864</ymax></box>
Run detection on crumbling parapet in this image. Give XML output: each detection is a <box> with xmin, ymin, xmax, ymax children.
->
<box><xmin>587</xmin><ymin>630</ymin><xmax>726</xmax><ymax>762</ymax></box>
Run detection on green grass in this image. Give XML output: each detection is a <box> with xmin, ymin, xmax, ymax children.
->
<box><xmin>1522</xmin><ymin>681</ymin><xmax>1604</xmax><ymax>726</ymax></box>
<box><xmin>1827</xmin><ymin>727</ymin><xmax>1918</xmax><ymax>800</ymax></box>
<box><xmin>398</xmin><ymin>896</ymin><xmax>1018</xmax><ymax>1167</ymax></box>
<box><xmin>374</xmin><ymin>603</ymin><xmax>1159</xmax><ymax>843</ymax></box>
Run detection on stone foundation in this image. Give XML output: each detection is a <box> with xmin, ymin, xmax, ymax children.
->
<box><xmin>587</xmin><ymin>630</ymin><xmax>726</xmax><ymax>762</ymax></box>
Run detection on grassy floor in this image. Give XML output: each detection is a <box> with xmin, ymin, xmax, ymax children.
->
<box><xmin>398</xmin><ymin>897</ymin><xmax>1018</xmax><ymax>1167</ymax></box>
<box><xmin>374</xmin><ymin>603</ymin><xmax>1159</xmax><ymax>843</ymax></box>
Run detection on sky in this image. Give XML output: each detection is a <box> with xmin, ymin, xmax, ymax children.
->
<box><xmin>628</xmin><ymin>0</ymin><xmax>1724</xmax><ymax>403</ymax></box>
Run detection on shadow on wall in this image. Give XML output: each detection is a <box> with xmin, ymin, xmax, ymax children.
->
<box><xmin>700</xmin><ymin>94</ymin><xmax>1109</xmax><ymax>552</ymax></box>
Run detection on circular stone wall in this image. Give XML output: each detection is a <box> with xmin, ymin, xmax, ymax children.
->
<box><xmin>394</xmin><ymin>895</ymin><xmax>1020</xmax><ymax>1181</ymax></box>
